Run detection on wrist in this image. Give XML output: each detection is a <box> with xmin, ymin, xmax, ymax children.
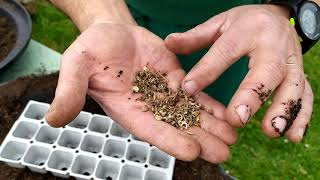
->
<box><xmin>86</xmin><ymin>0</ymin><xmax>137</xmax><ymax>29</ymax></box>
<box><xmin>264</xmin><ymin>0</ymin><xmax>320</xmax><ymax>19</ymax></box>
<box><xmin>50</xmin><ymin>0</ymin><xmax>137</xmax><ymax>32</ymax></box>
<box><xmin>265</xmin><ymin>0</ymin><xmax>320</xmax><ymax>53</ymax></box>
<box><xmin>87</xmin><ymin>11</ymin><xmax>137</xmax><ymax>30</ymax></box>
<box><xmin>263</xmin><ymin>4</ymin><xmax>291</xmax><ymax>19</ymax></box>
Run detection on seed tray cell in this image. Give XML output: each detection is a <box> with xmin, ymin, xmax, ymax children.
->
<box><xmin>103</xmin><ymin>139</ymin><xmax>126</xmax><ymax>159</ymax></box>
<box><xmin>80</xmin><ymin>134</ymin><xmax>104</xmax><ymax>154</ymax></box>
<box><xmin>126</xmin><ymin>143</ymin><xmax>149</xmax><ymax>164</ymax></box>
<box><xmin>0</xmin><ymin>100</ymin><xmax>175</xmax><ymax>180</ymax></box>
<box><xmin>67</xmin><ymin>112</ymin><xmax>91</xmax><ymax>129</ymax></box>
<box><xmin>24</xmin><ymin>103</ymin><xmax>49</xmax><ymax>120</ymax></box>
<box><xmin>13</xmin><ymin>121</ymin><xmax>39</xmax><ymax>139</ymax></box>
<box><xmin>89</xmin><ymin>115</ymin><xmax>112</xmax><ymax>134</ymax></box>
<box><xmin>58</xmin><ymin>130</ymin><xmax>83</xmax><ymax>149</ymax></box>
<box><xmin>36</xmin><ymin>125</ymin><xmax>60</xmax><ymax>144</ymax></box>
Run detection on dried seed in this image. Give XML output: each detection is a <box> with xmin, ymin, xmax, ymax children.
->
<box><xmin>159</xmin><ymin>110</ymin><xmax>166</xmax><ymax>116</ymax></box>
<box><xmin>177</xmin><ymin>114</ymin><xmax>183</xmax><ymax>121</ymax></box>
<box><xmin>132</xmin><ymin>86</ymin><xmax>139</xmax><ymax>93</ymax></box>
<box><xmin>132</xmin><ymin>67</ymin><xmax>201</xmax><ymax>130</ymax></box>
<box><xmin>155</xmin><ymin>115</ymin><xmax>162</xmax><ymax>121</ymax></box>
<box><xmin>196</xmin><ymin>116</ymin><xmax>200</xmax><ymax>122</ymax></box>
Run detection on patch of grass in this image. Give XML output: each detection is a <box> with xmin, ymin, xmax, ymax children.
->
<box><xmin>30</xmin><ymin>0</ymin><xmax>79</xmax><ymax>53</ymax></box>
<box><xmin>30</xmin><ymin>1</ymin><xmax>320</xmax><ymax>179</ymax></box>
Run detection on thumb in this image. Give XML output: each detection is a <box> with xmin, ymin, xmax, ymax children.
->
<box><xmin>46</xmin><ymin>41</ymin><xmax>90</xmax><ymax>128</ymax></box>
<box><xmin>164</xmin><ymin>13</ymin><xmax>226</xmax><ymax>55</ymax></box>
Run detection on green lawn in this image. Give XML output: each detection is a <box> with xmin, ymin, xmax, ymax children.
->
<box><xmin>30</xmin><ymin>1</ymin><xmax>320</xmax><ymax>179</ymax></box>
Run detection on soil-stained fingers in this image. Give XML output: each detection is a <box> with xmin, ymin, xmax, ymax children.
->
<box><xmin>261</xmin><ymin>79</ymin><xmax>312</xmax><ymax>142</ymax></box>
<box><xmin>285</xmin><ymin>80</ymin><xmax>313</xmax><ymax>142</ymax></box>
<box><xmin>226</xmin><ymin>55</ymin><xmax>286</xmax><ymax>127</ymax></box>
<box><xmin>260</xmin><ymin>60</ymin><xmax>305</xmax><ymax>138</ymax></box>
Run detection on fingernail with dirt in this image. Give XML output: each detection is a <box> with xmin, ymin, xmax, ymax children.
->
<box><xmin>184</xmin><ymin>80</ymin><xmax>198</xmax><ymax>94</ymax></box>
<box><xmin>235</xmin><ymin>105</ymin><xmax>251</xmax><ymax>125</ymax></box>
<box><xmin>271</xmin><ymin>116</ymin><xmax>286</xmax><ymax>134</ymax></box>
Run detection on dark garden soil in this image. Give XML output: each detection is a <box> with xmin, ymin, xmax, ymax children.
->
<box><xmin>0</xmin><ymin>73</ymin><xmax>229</xmax><ymax>180</ymax></box>
<box><xmin>0</xmin><ymin>15</ymin><xmax>17</xmax><ymax>62</ymax></box>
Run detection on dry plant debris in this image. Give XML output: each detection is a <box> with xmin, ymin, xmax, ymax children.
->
<box><xmin>132</xmin><ymin>66</ymin><xmax>201</xmax><ymax>130</ymax></box>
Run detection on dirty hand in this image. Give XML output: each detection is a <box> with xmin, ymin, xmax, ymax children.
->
<box><xmin>45</xmin><ymin>22</ymin><xmax>237</xmax><ymax>163</ymax></box>
<box><xmin>165</xmin><ymin>5</ymin><xmax>314</xmax><ymax>142</ymax></box>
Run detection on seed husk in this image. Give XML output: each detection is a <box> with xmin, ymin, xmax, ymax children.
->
<box><xmin>132</xmin><ymin>66</ymin><xmax>201</xmax><ymax>130</ymax></box>
<box><xmin>132</xmin><ymin>86</ymin><xmax>139</xmax><ymax>93</ymax></box>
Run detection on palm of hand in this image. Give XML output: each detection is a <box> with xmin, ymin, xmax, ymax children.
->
<box><xmin>46</xmin><ymin>23</ymin><xmax>235</xmax><ymax>163</ymax></box>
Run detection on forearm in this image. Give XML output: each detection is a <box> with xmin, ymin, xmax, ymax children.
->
<box><xmin>50</xmin><ymin>0</ymin><xmax>136</xmax><ymax>31</ymax></box>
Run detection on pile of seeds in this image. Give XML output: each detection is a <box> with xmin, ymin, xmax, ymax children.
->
<box><xmin>132</xmin><ymin>66</ymin><xmax>201</xmax><ymax>130</ymax></box>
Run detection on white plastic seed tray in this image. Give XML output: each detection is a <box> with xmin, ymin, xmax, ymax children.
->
<box><xmin>0</xmin><ymin>100</ymin><xmax>175</xmax><ymax>180</ymax></box>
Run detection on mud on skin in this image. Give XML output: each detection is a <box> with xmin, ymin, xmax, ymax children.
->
<box><xmin>117</xmin><ymin>70</ymin><xmax>123</xmax><ymax>77</ymax></box>
<box><xmin>103</xmin><ymin>66</ymin><xmax>109</xmax><ymax>70</ymax></box>
<box><xmin>252</xmin><ymin>83</ymin><xmax>272</xmax><ymax>105</ymax></box>
<box><xmin>271</xmin><ymin>98</ymin><xmax>302</xmax><ymax>136</ymax></box>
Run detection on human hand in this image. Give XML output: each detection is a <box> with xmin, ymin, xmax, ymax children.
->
<box><xmin>45</xmin><ymin>22</ymin><xmax>237</xmax><ymax>163</ymax></box>
<box><xmin>165</xmin><ymin>5</ymin><xmax>313</xmax><ymax>142</ymax></box>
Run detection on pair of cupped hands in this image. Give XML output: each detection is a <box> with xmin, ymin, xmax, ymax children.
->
<box><xmin>45</xmin><ymin>5</ymin><xmax>313</xmax><ymax>163</ymax></box>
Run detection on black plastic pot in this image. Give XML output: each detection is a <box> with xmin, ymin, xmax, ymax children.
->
<box><xmin>0</xmin><ymin>0</ymin><xmax>32</xmax><ymax>69</ymax></box>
